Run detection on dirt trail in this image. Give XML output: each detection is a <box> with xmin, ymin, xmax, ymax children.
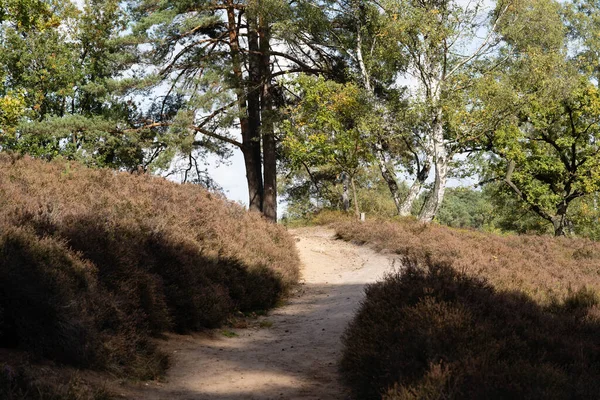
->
<box><xmin>121</xmin><ymin>226</ymin><xmax>397</xmax><ymax>400</ymax></box>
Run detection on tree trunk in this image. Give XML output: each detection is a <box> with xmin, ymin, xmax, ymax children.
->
<box><xmin>351</xmin><ymin>177</ymin><xmax>360</xmax><ymax>217</ymax></box>
<box><xmin>227</xmin><ymin>3</ymin><xmax>263</xmax><ymax>212</ymax></box>
<box><xmin>419</xmin><ymin>106</ymin><xmax>448</xmax><ymax>222</ymax></box>
<box><xmin>552</xmin><ymin>202</ymin><xmax>571</xmax><ymax>237</ymax></box>
<box><xmin>242</xmin><ymin>144</ymin><xmax>264</xmax><ymax>212</ymax></box>
<box><xmin>553</xmin><ymin>219</ymin><xmax>566</xmax><ymax>236</ymax></box>
<box><xmin>354</xmin><ymin>14</ymin><xmax>423</xmax><ymax>218</ymax></box>
<box><xmin>374</xmin><ymin>140</ymin><xmax>404</xmax><ymax>214</ymax></box>
<box><xmin>260</xmin><ymin>17</ymin><xmax>277</xmax><ymax>222</ymax></box>
<box><xmin>341</xmin><ymin>172</ymin><xmax>350</xmax><ymax>212</ymax></box>
<box><xmin>399</xmin><ymin>159</ymin><xmax>431</xmax><ymax>216</ymax></box>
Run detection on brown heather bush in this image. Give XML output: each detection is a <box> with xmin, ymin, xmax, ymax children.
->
<box><xmin>335</xmin><ymin>218</ymin><xmax>600</xmax><ymax>303</ymax></box>
<box><xmin>1</xmin><ymin>358</ymin><xmax>112</xmax><ymax>400</ymax></box>
<box><xmin>0</xmin><ymin>154</ymin><xmax>299</xmax><ymax>384</ymax></box>
<box><xmin>337</xmin><ymin>219</ymin><xmax>600</xmax><ymax>399</ymax></box>
<box><xmin>342</xmin><ymin>260</ymin><xmax>600</xmax><ymax>399</ymax></box>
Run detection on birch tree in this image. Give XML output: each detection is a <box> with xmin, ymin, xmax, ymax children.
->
<box><xmin>313</xmin><ymin>0</ymin><xmax>428</xmax><ymax>216</ymax></box>
<box><xmin>281</xmin><ymin>75</ymin><xmax>372</xmax><ymax>215</ymax></box>
<box><xmin>379</xmin><ymin>0</ymin><xmax>513</xmax><ymax>222</ymax></box>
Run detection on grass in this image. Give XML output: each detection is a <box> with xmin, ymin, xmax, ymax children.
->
<box><xmin>282</xmin><ymin>209</ymin><xmax>356</xmax><ymax>228</ymax></box>
<box><xmin>0</xmin><ymin>154</ymin><xmax>300</xmax><ymax>397</ymax></box>
<box><xmin>335</xmin><ymin>218</ymin><xmax>600</xmax><ymax>399</ymax></box>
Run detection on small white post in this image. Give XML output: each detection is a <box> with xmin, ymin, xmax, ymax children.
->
<box><xmin>360</xmin><ymin>212</ymin><xmax>366</xmax><ymax>222</ymax></box>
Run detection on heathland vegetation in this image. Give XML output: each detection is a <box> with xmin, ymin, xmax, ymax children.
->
<box><xmin>336</xmin><ymin>218</ymin><xmax>600</xmax><ymax>399</ymax></box>
<box><xmin>2</xmin><ymin>0</ymin><xmax>600</xmax><ymax>398</ymax></box>
<box><xmin>0</xmin><ymin>154</ymin><xmax>299</xmax><ymax>398</ymax></box>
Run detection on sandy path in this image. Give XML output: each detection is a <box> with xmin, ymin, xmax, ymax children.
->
<box><xmin>120</xmin><ymin>227</ymin><xmax>397</xmax><ymax>400</ymax></box>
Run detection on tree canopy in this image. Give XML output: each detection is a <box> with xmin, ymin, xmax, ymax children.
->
<box><xmin>0</xmin><ymin>0</ymin><xmax>599</xmax><ymax>236</ymax></box>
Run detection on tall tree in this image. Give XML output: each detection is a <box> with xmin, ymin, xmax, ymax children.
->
<box><xmin>308</xmin><ymin>0</ymin><xmax>427</xmax><ymax>217</ymax></box>
<box><xmin>376</xmin><ymin>0</ymin><xmax>513</xmax><ymax>222</ymax></box>
<box><xmin>281</xmin><ymin>75</ymin><xmax>373</xmax><ymax>215</ymax></box>
<box><xmin>0</xmin><ymin>0</ymin><xmax>152</xmax><ymax>171</ymax></box>
<box><xmin>127</xmin><ymin>0</ymin><xmax>336</xmax><ymax>221</ymax></box>
<box><xmin>565</xmin><ymin>0</ymin><xmax>600</xmax><ymax>87</ymax></box>
<box><xmin>473</xmin><ymin>0</ymin><xmax>600</xmax><ymax>236</ymax></box>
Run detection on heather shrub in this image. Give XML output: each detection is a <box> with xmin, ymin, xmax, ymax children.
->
<box><xmin>0</xmin><ymin>223</ymin><xmax>167</xmax><ymax>380</ymax></box>
<box><xmin>342</xmin><ymin>260</ymin><xmax>600</xmax><ymax>399</ymax></box>
<box><xmin>0</xmin><ymin>226</ymin><xmax>101</xmax><ymax>366</ymax></box>
<box><xmin>0</xmin><ymin>360</ymin><xmax>112</xmax><ymax>400</ymax></box>
<box><xmin>337</xmin><ymin>219</ymin><xmax>600</xmax><ymax>398</ymax></box>
<box><xmin>0</xmin><ymin>154</ymin><xmax>299</xmax><ymax>381</ymax></box>
<box><xmin>335</xmin><ymin>218</ymin><xmax>600</xmax><ymax>303</ymax></box>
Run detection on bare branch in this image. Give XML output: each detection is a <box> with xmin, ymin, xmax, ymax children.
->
<box><xmin>446</xmin><ymin>2</ymin><xmax>511</xmax><ymax>78</ymax></box>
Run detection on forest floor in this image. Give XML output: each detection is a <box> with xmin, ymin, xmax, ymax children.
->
<box><xmin>116</xmin><ymin>226</ymin><xmax>397</xmax><ymax>400</ymax></box>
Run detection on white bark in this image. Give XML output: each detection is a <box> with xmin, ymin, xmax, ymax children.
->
<box><xmin>373</xmin><ymin>141</ymin><xmax>404</xmax><ymax>214</ymax></box>
<box><xmin>419</xmin><ymin>105</ymin><xmax>448</xmax><ymax>222</ymax></box>
<box><xmin>341</xmin><ymin>172</ymin><xmax>350</xmax><ymax>212</ymax></box>
<box><xmin>399</xmin><ymin>180</ymin><xmax>422</xmax><ymax>216</ymax></box>
<box><xmin>356</xmin><ymin>22</ymin><xmax>408</xmax><ymax>216</ymax></box>
<box><xmin>399</xmin><ymin>157</ymin><xmax>431</xmax><ymax>216</ymax></box>
<box><xmin>355</xmin><ymin>7</ymin><xmax>436</xmax><ymax>218</ymax></box>
<box><xmin>355</xmin><ymin>14</ymin><xmax>372</xmax><ymax>93</ymax></box>
<box><xmin>416</xmin><ymin>58</ymin><xmax>447</xmax><ymax>220</ymax></box>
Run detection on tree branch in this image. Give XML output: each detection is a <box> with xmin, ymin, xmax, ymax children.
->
<box><xmin>504</xmin><ymin>160</ymin><xmax>554</xmax><ymax>223</ymax></box>
<box><xmin>446</xmin><ymin>2</ymin><xmax>510</xmax><ymax>78</ymax></box>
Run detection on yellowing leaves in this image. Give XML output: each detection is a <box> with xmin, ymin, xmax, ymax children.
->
<box><xmin>281</xmin><ymin>75</ymin><xmax>374</xmax><ymax>173</ymax></box>
<box><xmin>0</xmin><ymin>90</ymin><xmax>26</xmax><ymax>131</ymax></box>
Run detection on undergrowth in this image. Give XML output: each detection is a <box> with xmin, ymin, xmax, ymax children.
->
<box><xmin>335</xmin><ymin>218</ymin><xmax>600</xmax><ymax>304</ymax></box>
<box><xmin>337</xmin><ymin>219</ymin><xmax>600</xmax><ymax>399</ymax></box>
<box><xmin>0</xmin><ymin>154</ymin><xmax>300</xmax><ymax>397</ymax></box>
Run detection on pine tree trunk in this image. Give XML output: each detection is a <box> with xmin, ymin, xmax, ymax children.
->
<box><xmin>247</xmin><ymin>16</ymin><xmax>263</xmax><ymax>212</ymax></box>
<box><xmin>260</xmin><ymin>18</ymin><xmax>277</xmax><ymax>222</ymax></box>
<box><xmin>419</xmin><ymin>106</ymin><xmax>447</xmax><ymax>222</ymax></box>
<box><xmin>242</xmin><ymin>145</ymin><xmax>264</xmax><ymax>212</ymax></box>
<box><xmin>227</xmin><ymin>3</ymin><xmax>263</xmax><ymax>212</ymax></box>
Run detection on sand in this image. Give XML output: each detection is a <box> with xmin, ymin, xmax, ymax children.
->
<box><xmin>119</xmin><ymin>226</ymin><xmax>397</xmax><ymax>400</ymax></box>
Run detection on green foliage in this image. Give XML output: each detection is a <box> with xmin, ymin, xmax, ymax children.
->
<box><xmin>0</xmin><ymin>0</ymin><xmax>166</xmax><ymax>171</ymax></box>
<box><xmin>465</xmin><ymin>0</ymin><xmax>600</xmax><ymax>235</ymax></box>
<box><xmin>280</xmin><ymin>75</ymin><xmax>377</xmax><ymax>215</ymax></box>
<box><xmin>1</xmin><ymin>0</ymin><xmax>598</xmax><ymax>236</ymax></box>
<box><xmin>282</xmin><ymin>75</ymin><xmax>373</xmax><ymax>174</ymax></box>
<box><xmin>476</xmin><ymin>71</ymin><xmax>600</xmax><ymax>234</ymax></box>
<box><xmin>481</xmin><ymin>184</ymin><xmax>554</xmax><ymax>234</ymax></box>
<box><xmin>564</xmin><ymin>0</ymin><xmax>600</xmax><ymax>81</ymax></box>
<box><xmin>435</xmin><ymin>188</ymin><xmax>495</xmax><ymax>229</ymax></box>
<box><xmin>281</xmin><ymin>165</ymin><xmax>407</xmax><ymax>221</ymax></box>
<box><xmin>569</xmin><ymin>195</ymin><xmax>600</xmax><ymax>240</ymax></box>
<box><xmin>0</xmin><ymin>0</ymin><xmax>55</xmax><ymax>29</ymax></box>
